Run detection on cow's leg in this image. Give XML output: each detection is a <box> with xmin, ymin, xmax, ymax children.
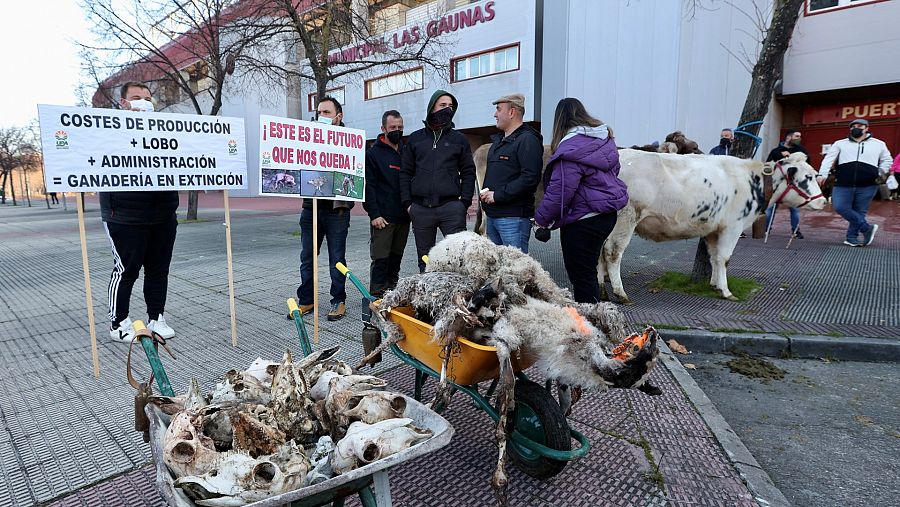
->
<box><xmin>704</xmin><ymin>235</ymin><xmax>721</xmax><ymax>288</ymax></box>
<box><xmin>598</xmin><ymin>253</ymin><xmax>609</xmax><ymax>301</ymax></box>
<box><xmin>711</xmin><ymin>229</ymin><xmax>741</xmax><ymax>300</ymax></box>
<box><xmin>603</xmin><ymin>208</ymin><xmax>638</xmax><ymax>304</ymax></box>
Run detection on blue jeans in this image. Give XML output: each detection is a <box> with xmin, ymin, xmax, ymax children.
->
<box><xmin>831</xmin><ymin>185</ymin><xmax>877</xmax><ymax>241</ymax></box>
<box><xmin>297</xmin><ymin>207</ymin><xmax>350</xmax><ymax>305</ymax></box>
<box><xmin>486</xmin><ymin>216</ymin><xmax>532</xmax><ymax>253</ymax></box>
<box><xmin>765</xmin><ymin>205</ymin><xmax>800</xmax><ymax>232</ymax></box>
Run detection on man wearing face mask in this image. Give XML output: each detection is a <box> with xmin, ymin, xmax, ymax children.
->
<box><xmin>101</xmin><ymin>81</ymin><xmax>179</xmax><ymax>342</ymax></box>
<box><xmin>765</xmin><ymin>130</ymin><xmax>809</xmax><ymax>238</ymax></box>
<box><xmin>363</xmin><ymin>110</ymin><xmax>409</xmax><ymax>296</ymax></box>
<box><xmin>480</xmin><ymin>93</ymin><xmax>543</xmax><ymax>253</ymax></box>
<box><xmin>400</xmin><ymin>90</ymin><xmax>476</xmax><ymax>272</ymax></box>
<box><xmin>818</xmin><ymin>119</ymin><xmax>893</xmax><ymax>247</ymax></box>
<box><xmin>709</xmin><ymin>128</ymin><xmax>734</xmax><ymax>156</ymax></box>
<box><xmin>293</xmin><ymin>96</ymin><xmax>353</xmax><ymax>321</ymax></box>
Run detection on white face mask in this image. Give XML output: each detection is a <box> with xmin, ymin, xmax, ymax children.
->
<box><xmin>316</xmin><ymin>115</ymin><xmax>334</xmax><ymax>125</ymax></box>
<box><xmin>129</xmin><ymin>99</ymin><xmax>154</xmax><ymax>112</ymax></box>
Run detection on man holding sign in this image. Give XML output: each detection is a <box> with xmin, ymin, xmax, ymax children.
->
<box><xmin>101</xmin><ymin>82</ymin><xmax>178</xmax><ymax>342</ymax></box>
<box><xmin>295</xmin><ymin>96</ymin><xmax>353</xmax><ymax>321</ymax></box>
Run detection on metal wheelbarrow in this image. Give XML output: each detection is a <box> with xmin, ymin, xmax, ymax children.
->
<box><xmin>132</xmin><ymin>314</ymin><xmax>454</xmax><ymax>507</ymax></box>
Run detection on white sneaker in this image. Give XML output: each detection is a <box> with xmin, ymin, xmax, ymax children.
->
<box><xmin>109</xmin><ymin>317</ymin><xmax>136</xmax><ymax>343</ymax></box>
<box><xmin>148</xmin><ymin>314</ymin><xmax>175</xmax><ymax>339</ymax></box>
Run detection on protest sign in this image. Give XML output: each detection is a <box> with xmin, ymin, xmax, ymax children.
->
<box><xmin>258</xmin><ymin>115</ymin><xmax>366</xmax><ymax>201</ymax></box>
<box><xmin>38</xmin><ymin>105</ymin><xmax>247</xmax><ymax>192</ymax></box>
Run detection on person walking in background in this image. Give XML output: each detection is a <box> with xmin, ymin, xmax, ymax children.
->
<box><xmin>49</xmin><ymin>192</ymin><xmax>59</xmax><ymax>204</ymax></box>
<box><xmin>400</xmin><ymin>90</ymin><xmax>476</xmax><ymax>272</ymax></box>
<box><xmin>709</xmin><ymin>128</ymin><xmax>734</xmax><ymax>156</ymax></box>
<box><xmin>889</xmin><ymin>152</ymin><xmax>900</xmax><ymax>201</ymax></box>
<box><xmin>765</xmin><ymin>129</ymin><xmax>810</xmax><ymax>238</ymax></box>
<box><xmin>480</xmin><ymin>93</ymin><xmax>543</xmax><ymax>253</ymax></box>
<box><xmin>817</xmin><ymin>119</ymin><xmax>893</xmax><ymax>247</ymax></box>
<box><xmin>534</xmin><ymin>98</ymin><xmax>628</xmax><ymax>304</ymax></box>
<box><xmin>364</xmin><ymin>110</ymin><xmax>409</xmax><ymax>297</ymax></box>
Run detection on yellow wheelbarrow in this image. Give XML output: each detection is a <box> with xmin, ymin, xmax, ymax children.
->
<box><xmin>337</xmin><ymin>262</ymin><xmax>590</xmax><ymax>479</ymax></box>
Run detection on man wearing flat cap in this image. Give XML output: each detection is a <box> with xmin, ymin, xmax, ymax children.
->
<box><xmin>480</xmin><ymin>93</ymin><xmax>544</xmax><ymax>252</ymax></box>
<box><xmin>818</xmin><ymin>118</ymin><xmax>893</xmax><ymax>247</ymax></box>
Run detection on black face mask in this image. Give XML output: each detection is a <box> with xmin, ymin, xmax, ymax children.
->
<box><xmin>386</xmin><ymin>130</ymin><xmax>403</xmax><ymax>145</ymax></box>
<box><xmin>720</xmin><ymin>137</ymin><xmax>732</xmax><ymax>146</ymax></box>
<box><xmin>428</xmin><ymin>106</ymin><xmax>454</xmax><ymax>128</ymax></box>
<box><xmin>850</xmin><ymin>127</ymin><xmax>864</xmax><ymax>138</ymax></box>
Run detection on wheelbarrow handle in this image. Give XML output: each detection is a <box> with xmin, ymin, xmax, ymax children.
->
<box><xmin>336</xmin><ymin>262</ymin><xmax>375</xmax><ymax>301</ymax></box>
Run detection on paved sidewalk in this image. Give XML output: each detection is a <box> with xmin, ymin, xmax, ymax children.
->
<box><xmin>0</xmin><ymin>203</ymin><xmax>770</xmax><ymax>506</ymax></box>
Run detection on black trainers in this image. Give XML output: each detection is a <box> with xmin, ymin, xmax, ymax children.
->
<box><xmin>327</xmin><ymin>302</ymin><xmax>346</xmax><ymax>321</ymax></box>
<box><xmin>794</xmin><ymin>230</ymin><xmax>804</xmax><ymax>239</ymax></box>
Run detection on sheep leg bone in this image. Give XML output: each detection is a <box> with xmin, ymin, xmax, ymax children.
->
<box><xmin>428</xmin><ymin>343</ymin><xmax>454</xmax><ymax>411</ymax></box>
<box><xmin>491</xmin><ymin>339</ymin><xmax>515</xmax><ymax>506</ymax></box>
<box><xmin>356</xmin><ymin>304</ymin><xmax>404</xmax><ymax>369</ymax></box>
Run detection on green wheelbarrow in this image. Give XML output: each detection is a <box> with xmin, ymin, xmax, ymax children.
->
<box><xmin>336</xmin><ymin>262</ymin><xmax>590</xmax><ymax>479</ymax></box>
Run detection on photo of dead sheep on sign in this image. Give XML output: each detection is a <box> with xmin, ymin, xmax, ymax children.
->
<box><xmin>360</xmin><ymin>231</ymin><xmax>661</xmax><ymax>501</ymax></box>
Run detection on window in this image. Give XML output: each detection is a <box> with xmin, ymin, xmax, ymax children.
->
<box><xmin>308</xmin><ymin>87</ymin><xmax>345</xmax><ymax>113</ymax></box>
<box><xmin>364</xmin><ymin>67</ymin><xmax>424</xmax><ymax>100</ymax></box>
<box><xmin>807</xmin><ymin>0</ymin><xmax>885</xmax><ymax>14</ymax></box>
<box><xmin>452</xmin><ymin>44</ymin><xmax>519</xmax><ymax>82</ymax></box>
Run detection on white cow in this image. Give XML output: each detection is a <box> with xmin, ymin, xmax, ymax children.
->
<box><xmin>601</xmin><ymin>150</ymin><xmax>826</xmax><ymax>302</ymax></box>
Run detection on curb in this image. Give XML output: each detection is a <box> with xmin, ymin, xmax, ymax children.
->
<box><xmin>659</xmin><ymin>341</ymin><xmax>791</xmax><ymax>507</ymax></box>
<box><xmin>659</xmin><ymin>329</ymin><xmax>900</xmax><ymax>363</ymax></box>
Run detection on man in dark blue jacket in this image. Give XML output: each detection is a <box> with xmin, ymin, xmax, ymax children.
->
<box><xmin>400</xmin><ymin>90</ymin><xmax>476</xmax><ymax>272</ymax></box>
<box><xmin>364</xmin><ymin>110</ymin><xmax>409</xmax><ymax>296</ymax></box>
<box><xmin>480</xmin><ymin>93</ymin><xmax>543</xmax><ymax>253</ymax></box>
<box><xmin>102</xmin><ymin>81</ymin><xmax>178</xmax><ymax>342</ymax></box>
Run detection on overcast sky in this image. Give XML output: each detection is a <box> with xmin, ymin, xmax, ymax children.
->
<box><xmin>0</xmin><ymin>1</ymin><xmax>91</xmax><ymax>128</ymax></box>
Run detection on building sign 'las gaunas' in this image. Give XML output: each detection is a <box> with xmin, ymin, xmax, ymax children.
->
<box><xmin>258</xmin><ymin>115</ymin><xmax>366</xmax><ymax>201</ymax></box>
<box><xmin>38</xmin><ymin>105</ymin><xmax>247</xmax><ymax>192</ymax></box>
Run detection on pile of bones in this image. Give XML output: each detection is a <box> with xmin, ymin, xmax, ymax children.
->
<box><xmin>359</xmin><ymin>232</ymin><xmax>661</xmax><ymax>500</ymax></box>
<box><xmin>153</xmin><ymin>348</ymin><xmax>432</xmax><ymax>506</ymax></box>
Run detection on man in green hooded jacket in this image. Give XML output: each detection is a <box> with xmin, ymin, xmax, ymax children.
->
<box><xmin>400</xmin><ymin>90</ymin><xmax>476</xmax><ymax>272</ymax></box>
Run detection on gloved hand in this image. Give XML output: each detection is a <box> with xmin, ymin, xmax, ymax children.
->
<box><xmin>534</xmin><ymin>227</ymin><xmax>551</xmax><ymax>243</ymax></box>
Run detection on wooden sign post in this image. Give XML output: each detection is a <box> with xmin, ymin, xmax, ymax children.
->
<box><xmin>223</xmin><ymin>191</ymin><xmax>239</xmax><ymax>346</ymax></box>
<box><xmin>75</xmin><ymin>194</ymin><xmax>100</xmax><ymax>377</ymax></box>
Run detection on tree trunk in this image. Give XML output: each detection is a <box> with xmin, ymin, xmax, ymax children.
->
<box><xmin>24</xmin><ymin>170</ymin><xmax>32</xmax><ymax>207</ymax></box>
<box><xmin>692</xmin><ymin>0</ymin><xmax>804</xmax><ymax>264</ymax></box>
<box><xmin>187</xmin><ymin>191</ymin><xmax>199</xmax><ymax>220</ymax></box>
<box><xmin>730</xmin><ymin>0</ymin><xmax>804</xmax><ymax>159</ymax></box>
<box><xmin>9</xmin><ymin>169</ymin><xmax>17</xmax><ymax>206</ymax></box>
<box><xmin>690</xmin><ymin>238</ymin><xmax>712</xmax><ymax>284</ymax></box>
<box><xmin>0</xmin><ymin>170</ymin><xmax>7</xmax><ymax>204</ymax></box>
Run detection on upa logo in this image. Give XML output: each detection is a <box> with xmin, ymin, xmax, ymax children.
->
<box><xmin>55</xmin><ymin>130</ymin><xmax>69</xmax><ymax>150</ymax></box>
<box><xmin>355</xmin><ymin>161</ymin><xmax>364</xmax><ymax>175</ymax></box>
<box><xmin>261</xmin><ymin>151</ymin><xmax>271</xmax><ymax>166</ymax></box>
<box><xmin>228</xmin><ymin>139</ymin><xmax>238</xmax><ymax>155</ymax></box>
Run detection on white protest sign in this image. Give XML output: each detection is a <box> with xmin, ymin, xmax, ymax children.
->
<box><xmin>38</xmin><ymin>105</ymin><xmax>247</xmax><ymax>192</ymax></box>
<box><xmin>258</xmin><ymin>115</ymin><xmax>366</xmax><ymax>201</ymax></box>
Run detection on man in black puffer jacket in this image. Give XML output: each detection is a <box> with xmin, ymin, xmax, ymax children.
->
<box><xmin>400</xmin><ymin>90</ymin><xmax>476</xmax><ymax>272</ymax></box>
<box><xmin>101</xmin><ymin>81</ymin><xmax>179</xmax><ymax>343</ymax></box>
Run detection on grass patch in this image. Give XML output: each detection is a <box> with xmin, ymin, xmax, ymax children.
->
<box><xmin>824</xmin><ymin>331</ymin><xmax>843</xmax><ymax>338</ymax></box>
<box><xmin>290</xmin><ymin>230</ymin><xmax>301</xmax><ymax>237</ymax></box>
<box><xmin>710</xmin><ymin>327</ymin><xmax>766</xmax><ymax>334</ymax></box>
<box><xmin>178</xmin><ymin>218</ymin><xmax>210</xmax><ymax>224</ymax></box>
<box><xmin>650</xmin><ymin>323</ymin><xmax>691</xmax><ymax>331</ymax></box>
<box><xmin>648</xmin><ymin>272</ymin><xmax>761</xmax><ymax>301</ymax></box>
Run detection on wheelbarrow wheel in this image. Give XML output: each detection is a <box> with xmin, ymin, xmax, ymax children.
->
<box><xmin>498</xmin><ymin>378</ymin><xmax>571</xmax><ymax>479</ymax></box>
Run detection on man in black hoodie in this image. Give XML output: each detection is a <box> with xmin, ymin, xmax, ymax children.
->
<box><xmin>400</xmin><ymin>90</ymin><xmax>476</xmax><ymax>272</ymax></box>
<box><xmin>101</xmin><ymin>81</ymin><xmax>179</xmax><ymax>343</ymax></box>
<box><xmin>480</xmin><ymin>93</ymin><xmax>543</xmax><ymax>253</ymax></box>
<box><xmin>364</xmin><ymin>110</ymin><xmax>409</xmax><ymax>296</ymax></box>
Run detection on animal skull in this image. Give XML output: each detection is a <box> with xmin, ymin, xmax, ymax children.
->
<box><xmin>330</xmin><ymin>418</ymin><xmax>432</xmax><ymax>474</ymax></box>
<box><xmin>163</xmin><ymin>410</ymin><xmax>219</xmax><ymax>478</ymax></box>
<box><xmin>270</xmin><ymin>351</ymin><xmax>316</xmax><ymax>441</ymax></box>
<box><xmin>175</xmin><ymin>451</ymin><xmax>306</xmax><ymax>506</ymax></box>
<box><xmin>211</xmin><ymin>369</ymin><xmax>272</xmax><ymax>405</ymax></box>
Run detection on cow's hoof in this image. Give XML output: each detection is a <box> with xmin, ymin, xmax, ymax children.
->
<box><xmin>723</xmin><ymin>294</ymin><xmax>738</xmax><ymax>301</ymax></box>
<box><xmin>618</xmin><ymin>296</ymin><xmax>635</xmax><ymax>306</ymax></box>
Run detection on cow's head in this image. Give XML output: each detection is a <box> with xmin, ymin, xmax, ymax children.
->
<box><xmin>764</xmin><ymin>152</ymin><xmax>826</xmax><ymax>210</ymax></box>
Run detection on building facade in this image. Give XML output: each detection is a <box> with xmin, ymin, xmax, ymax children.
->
<box><xmin>100</xmin><ymin>0</ymin><xmax>898</xmax><ymax>196</ymax></box>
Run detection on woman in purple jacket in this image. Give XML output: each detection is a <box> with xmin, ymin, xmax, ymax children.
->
<box><xmin>534</xmin><ymin>98</ymin><xmax>628</xmax><ymax>303</ymax></box>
